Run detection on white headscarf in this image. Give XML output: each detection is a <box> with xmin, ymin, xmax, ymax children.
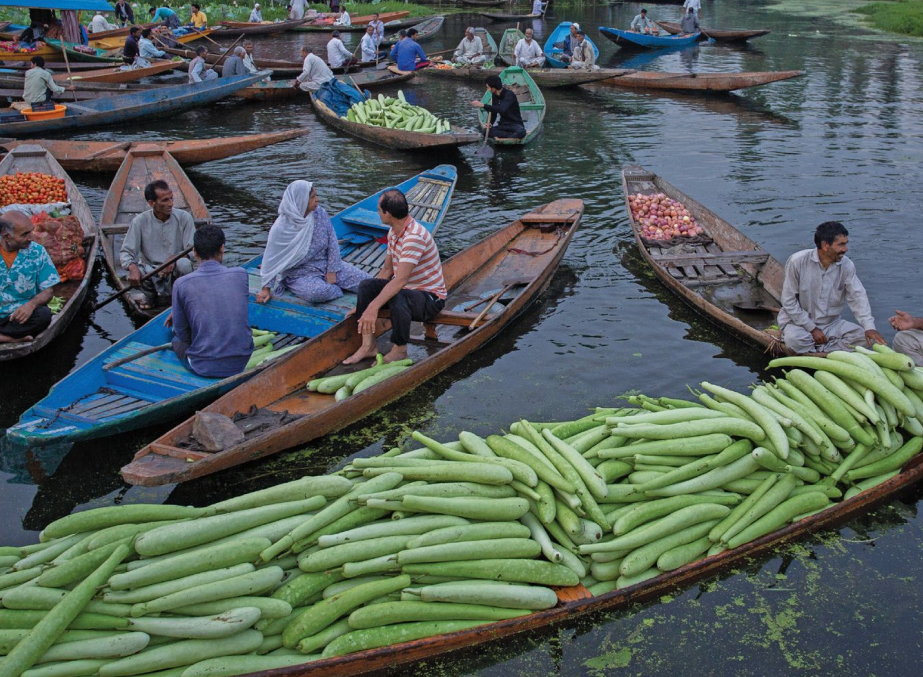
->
<box><xmin>260</xmin><ymin>180</ymin><xmax>316</xmax><ymax>290</ymax></box>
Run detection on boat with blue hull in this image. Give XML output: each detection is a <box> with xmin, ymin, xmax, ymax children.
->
<box><xmin>599</xmin><ymin>27</ymin><xmax>702</xmax><ymax>50</ymax></box>
<box><xmin>6</xmin><ymin>165</ymin><xmax>458</xmax><ymax>446</ymax></box>
<box><xmin>542</xmin><ymin>21</ymin><xmax>599</xmax><ymax>69</ymax></box>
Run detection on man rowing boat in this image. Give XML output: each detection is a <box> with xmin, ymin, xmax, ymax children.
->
<box><xmin>471</xmin><ymin>74</ymin><xmax>526</xmax><ymax>140</ymax></box>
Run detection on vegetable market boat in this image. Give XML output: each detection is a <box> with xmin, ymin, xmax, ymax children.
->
<box><xmin>51</xmin><ymin>59</ymin><xmax>179</xmax><ymax>84</ymax></box>
<box><xmin>598</xmin><ymin>69</ymin><xmax>805</xmax><ymax>93</ymax></box>
<box><xmin>215</xmin><ymin>19</ymin><xmax>309</xmax><ymax>36</ymax></box>
<box><xmin>542</xmin><ymin>21</ymin><xmax>599</xmax><ymax>68</ymax></box>
<box><xmin>621</xmin><ymin>164</ymin><xmax>789</xmax><ymax>354</ymax></box>
<box><xmin>0</xmin><ymin>145</ymin><xmax>97</xmax><ymax>361</ymax></box>
<box><xmin>599</xmin><ymin>26</ymin><xmax>701</xmax><ymax>50</ymax></box>
<box><xmin>0</xmin><ymin>130</ymin><xmax>308</xmax><ymax>172</ymax></box>
<box><xmin>380</xmin><ymin>16</ymin><xmax>444</xmax><ymax>47</ymax></box>
<box><xmin>0</xmin><ymin>41</ymin><xmax>60</xmax><ymax>61</ymax></box>
<box><xmin>657</xmin><ymin>21</ymin><xmax>771</xmax><ymax>42</ymax></box>
<box><xmin>0</xmin><ymin>71</ymin><xmax>267</xmax><ymax>137</ymax></box>
<box><xmin>423</xmin><ymin>62</ymin><xmax>627</xmax><ymax>88</ymax></box>
<box><xmin>237</xmin><ymin>68</ymin><xmax>415</xmax><ymax>101</ymax></box>
<box><xmin>478</xmin><ymin>66</ymin><xmax>544</xmax><ymax>144</ymax></box>
<box><xmin>122</xmin><ymin>198</ymin><xmax>582</xmax><ymax>485</ymax></box>
<box><xmin>8</xmin><ymin>165</ymin><xmax>457</xmax><ymax>446</ymax></box>
<box><xmin>98</xmin><ymin>146</ymin><xmax>212</xmax><ymax>319</ymax></box>
<box><xmin>43</xmin><ymin>38</ymin><xmax>123</xmax><ymax>63</ymax></box>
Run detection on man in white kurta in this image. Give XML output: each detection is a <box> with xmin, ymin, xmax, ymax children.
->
<box><xmin>368</xmin><ymin>14</ymin><xmax>385</xmax><ymax>45</ymax></box>
<box><xmin>360</xmin><ymin>25</ymin><xmax>378</xmax><ymax>63</ymax></box>
<box><xmin>683</xmin><ymin>0</ymin><xmax>701</xmax><ymax>16</ymax></box>
<box><xmin>531</xmin><ymin>0</ymin><xmax>544</xmax><ymax>15</ymax></box>
<box><xmin>453</xmin><ymin>28</ymin><xmax>485</xmax><ymax>65</ymax></box>
<box><xmin>514</xmin><ymin>28</ymin><xmax>544</xmax><ymax>67</ymax></box>
<box><xmin>293</xmin><ymin>47</ymin><xmax>333</xmax><ymax>91</ymax></box>
<box><xmin>327</xmin><ymin>31</ymin><xmax>354</xmax><ymax>68</ymax></box>
<box><xmin>89</xmin><ymin>12</ymin><xmax>118</xmax><ymax>33</ymax></box>
<box><xmin>778</xmin><ymin>221</ymin><xmax>885</xmax><ymax>354</ymax></box>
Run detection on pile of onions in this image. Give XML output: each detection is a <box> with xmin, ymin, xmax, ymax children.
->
<box><xmin>629</xmin><ymin>192</ymin><xmax>703</xmax><ymax>241</ymax></box>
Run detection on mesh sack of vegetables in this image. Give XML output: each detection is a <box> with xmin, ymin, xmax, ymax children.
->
<box><xmin>29</xmin><ymin>212</ymin><xmax>86</xmax><ymax>281</ymax></box>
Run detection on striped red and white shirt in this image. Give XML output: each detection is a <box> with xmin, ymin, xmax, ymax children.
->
<box><xmin>387</xmin><ymin>218</ymin><xmax>446</xmax><ymax>299</ymax></box>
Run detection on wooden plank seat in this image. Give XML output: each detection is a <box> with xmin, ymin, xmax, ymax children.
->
<box><xmin>104</xmin><ymin>341</ymin><xmax>221</xmax><ymax>392</ymax></box>
<box><xmin>54</xmin><ymin>389</ymin><xmax>152</xmax><ymax>422</ymax></box>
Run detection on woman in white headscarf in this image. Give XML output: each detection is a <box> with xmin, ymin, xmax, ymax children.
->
<box><xmin>256</xmin><ymin>181</ymin><xmax>370</xmax><ymax>305</ymax></box>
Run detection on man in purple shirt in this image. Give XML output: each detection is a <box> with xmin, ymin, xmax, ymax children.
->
<box><xmin>170</xmin><ymin>225</ymin><xmax>253</xmax><ymax>378</ymax></box>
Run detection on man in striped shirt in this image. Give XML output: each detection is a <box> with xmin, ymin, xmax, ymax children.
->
<box><xmin>344</xmin><ymin>189</ymin><xmax>446</xmax><ymax>365</ymax></box>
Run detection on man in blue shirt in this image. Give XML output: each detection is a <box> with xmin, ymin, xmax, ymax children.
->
<box><xmin>170</xmin><ymin>225</ymin><xmax>254</xmax><ymax>378</ymax></box>
<box><xmin>0</xmin><ymin>211</ymin><xmax>59</xmax><ymax>343</ymax></box>
<box><xmin>149</xmin><ymin>6</ymin><xmax>180</xmax><ymax>29</ymax></box>
<box><xmin>390</xmin><ymin>28</ymin><xmax>429</xmax><ymax>72</ymax></box>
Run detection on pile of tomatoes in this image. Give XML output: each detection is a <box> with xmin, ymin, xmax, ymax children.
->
<box><xmin>0</xmin><ymin>172</ymin><xmax>68</xmax><ymax>208</ymax></box>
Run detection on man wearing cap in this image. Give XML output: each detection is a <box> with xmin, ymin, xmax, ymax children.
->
<box><xmin>569</xmin><ymin>30</ymin><xmax>596</xmax><ymax>69</ymax></box>
<box><xmin>514</xmin><ymin>27</ymin><xmax>544</xmax><ymax>67</ymax></box>
<box><xmin>630</xmin><ymin>9</ymin><xmax>655</xmax><ymax>35</ymax></box>
<box><xmin>249</xmin><ymin>3</ymin><xmax>262</xmax><ymax>22</ymax></box>
<box><xmin>390</xmin><ymin>28</ymin><xmax>428</xmax><ymax>71</ymax></box>
<box><xmin>453</xmin><ymin>27</ymin><xmax>485</xmax><ymax>66</ymax></box>
<box><xmin>327</xmin><ymin>30</ymin><xmax>355</xmax><ymax>68</ymax></box>
<box><xmin>471</xmin><ymin>74</ymin><xmax>526</xmax><ymax>140</ymax></box>
<box><xmin>557</xmin><ymin>22</ymin><xmax>581</xmax><ymax>63</ymax></box>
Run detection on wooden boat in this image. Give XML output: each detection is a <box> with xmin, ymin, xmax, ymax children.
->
<box><xmin>598</xmin><ymin>69</ymin><xmax>805</xmax><ymax>93</ymax></box>
<box><xmin>0</xmin><ymin>71</ymin><xmax>266</xmax><ymax>137</ymax></box>
<box><xmin>657</xmin><ymin>21</ymin><xmax>771</xmax><ymax>42</ymax></box>
<box><xmin>543</xmin><ymin>21</ymin><xmax>599</xmax><ymax>68</ymax></box>
<box><xmin>215</xmin><ymin>19</ymin><xmax>308</xmax><ymax>36</ymax></box>
<box><xmin>98</xmin><ymin>145</ymin><xmax>212</xmax><ymax>319</ymax></box>
<box><xmin>294</xmin><ymin>11</ymin><xmax>414</xmax><ymax>32</ymax></box>
<box><xmin>0</xmin><ymin>130</ymin><xmax>308</xmax><ymax>172</ymax></box>
<box><xmin>43</xmin><ymin>39</ymin><xmax>122</xmax><ymax>63</ymax></box>
<box><xmin>8</xmin><ymin>165</ymin><xmax>456</xmax><ymax>447</ymax></box>
<box><xmin>85</xmin><ymin>22</ymin><xmax>158</xmax><ymax>41</ymax></box>
<box><xmin>459</xmin><ymin>0</ymin><xmax>505</xmax><ymax>6</ymax></box>
<box><xmin>480</xmin><ymin>11</ymin><xmax>543</xmax><ymax>21</ymax></box>
<box><xmin>160</xmin><ymin>46</ymin><xmax>305</xmax><ymax>77</ymax></box>
<box><xmin>52</xmin><ymin>59</ymin><xmax>178</xmax><ymax>84</ymax></box>
<box><xmin>123</xmin><ymin>198</ymin><xmax>582</xmax><ymax>485</ymax></box>
<box><xmin>0</xmin><ymin>80</ymin><xmax>161</xmax><ymax>101</ymax></box>
<box><xmin>0</xmin><ymin>145</ymin><xmax>97</xmax><ymax>361</ymax></box>
<box><xmin>421</xmin><ymin>63</ymin><xmax>628</xmax><ymax>88</ymax></box>
<box><xmin>497</xmin><ymin>27</ymin><xmax>522</xmax><ymax>65</ymax></box>
<box><xmin>310</xmin><ymin>90</ymin><xmax>481</xmax><ymax>151</ymax></box>
<box><xmin>89</xmin><ymin>28</ymin><xmax>216</xmax><ymax>51</ymax></box>
<box><xmin>0</xmin><ymin>60</ymin><xmax>121</xmax><ymax>71</ymax></box>
<box><xmin>237</xmin><ymin>68</ymin><xmax>415</xmax><ymax>100</ymax></box>
<box><xmin>599</xmin><ymin>26</ymin><xmax>701</xmax><ymax>50</ymax></box>
<box><xmin>115</xmin><ymin>453</ymin><xmax>923</xmax><ymax>673</ymax></box>
<box><xmin>478</xmin><ymin>66</ymin><xmax>544</xmax><ymax>145</ymax></box>
<box><xmin>380</xmin><ymin>16</ymin><xmax>444</xmax><ymax>47</ymax></box>
<box><xmin>621</xmin><ymin>165</ymin><xmax>790</xmax><ymax>354</ymax></box>
<box><xmin>0</xmin><ymin>42</ymin><xmax>60</xmax><ymax>61</ymax></box>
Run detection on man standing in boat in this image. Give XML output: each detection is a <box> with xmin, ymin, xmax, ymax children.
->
<box><xmin>344</xmin><ymin>189</ymin><xmax>446</xmax><ymax>365</ymax></box>
<box><xmin>630</xmin><ymin>9</ymin><xmax>655</xmax><ymax>35</ymax></box>
<box><xmin>678</xmin><ymin>7</ymin><xmax>700</xmax><ymax>36</ymax></box>
<box><xmin>0</xmin><ymin>212</ymin><xmax>59</xmax><ymax>344</ymax></box>
<box><xmin>120</xmin><ymin>180</ymin><xmax>195</xmax><ymax>310</ymax></box>
<box><xmin>530</xmin><ymin>0</ymin><xmax>545</xmax><ymax>16</ymax></box>
<box><xmin>683</xmin><ymin>0</ymin><xmax>701</xmax><ymax>17</ymax></box>
<box><xmin>778</xmin><ymin>221</ymin><xmax>885</xmax><ymax>355</ymax></box>
<box><xmin>514</xmin><ymin>28</ymin><xmax>544</xmax><ymax>68</ymax></box>
<box><xmin>471</xmin><ymin>74</ymin><xmax>526</xmax><ymax>140</ymax></box>
<box><xmin>115</xmin><ymin>0</ymin><xmax>135</xmax><ymax>27</ymax></box>
<box><xmin>890</xmin><ymin>311</ymin><xmax>923</xmax><ymax>366</ymax></box>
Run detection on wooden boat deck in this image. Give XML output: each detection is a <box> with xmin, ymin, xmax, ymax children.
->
<box><xmin>621</xmin><ymin>164</ymin><xmax>789</xmax><ymax>353</ymax></box>
<box><xmin>122</xmin><ymin>199</ymin><xmax>583</xmax><ymax>485</ymax></box>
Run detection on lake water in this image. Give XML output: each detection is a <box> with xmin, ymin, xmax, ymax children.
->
<box><xmin>2</xmin><ymin>0</ymin><xmax>923</xmax><ymax>673</ymax></box>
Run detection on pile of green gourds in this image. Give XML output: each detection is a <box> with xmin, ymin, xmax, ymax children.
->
<box><xmin>1</xmin><ymin>344</ymin><xmax>921</xmax><ymax>677</ymax></box>
<box><xmin>246</xmin><ymin>330</ymin><xmax>298</xmax><ymax>370</ymax></box>
<box><xmin>308</xmin><ymin>355</ymin><xmax>413</xmax><ymax>401</ymax></box>
<box><xmin>344</xmin><ymin>91</ymin><xmax>453</xmax><ymax>134</ymax></box>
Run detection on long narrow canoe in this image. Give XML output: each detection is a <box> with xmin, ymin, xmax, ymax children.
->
<box><xmin>0</xmin><ymin>77</ymin><xmax>161</xmax><ymax>101</ymax></box>
<box><xmin>543</xmin><ymin>21</ymin><xmax>599</xmax><ymax>68</ymax></box>
<box><xmin>43</xmin><ymin>39</ymin><xmax>123</xmax><ymax>63</ymax></box>
<box><xmin>657</xmin><ymin>21</ymin><xmax>771</xmax><ymax>42</ymax></box>
<box><xmin>478</xmin><ymin>66</ymin><xmax>544</xmax><ymax>145</ymax></box>
<box><xmin>215</xmin><ymin>19</ymin><xmax>308</xmax><ymax>36</ymax></box>
<box><xmin>0</xmin><ymin>60</ymin><xmax>122</xmax><ymax>71</ymax></box>
<box><xmin>98</xmin><ymin>146</ymin><xmax>212</xmax><ymax>318</ymax></box>
<box><xmin>161</xmin><ymin>45</ymin><xmax>304</xmax><ymax>77</ymax></box>
<box><xmin>127</xmin><ymin>451</ymin><xmax>923</xmax><ymax>674</ymax></box>
<box><xmin>51</xmin><ymin>59</ymin><xmax>178</xmax><ymax>84</ymax></box>
<box><xmin>481</xmin><ymin>11</ymin><xmax>543</xmax><ymax>21</ymax></box>
<box><xmin>311</xmin><ymin>91</ymin><xmax>481</xmax><ymax>150</ymax></box>
<box><xmin>0</xmin><ymin>145</ymin><xmax>98</xmax><ymax>361</ymax></box>
<box><xmin>0</xmin><ymin>130</ymin><xmax>309</xmax><ymax>172</ymax></box>
<box><xmin>8</xmin><ymin>165</ymin><xmax>457</xmax><ymax>447</ymax></box>
<box><xmin>294</xmin><ymin>11</ymin><xmax>414</xmax><ymax>32</ymax></box>
<box><xmin>599</xmin><ymin>26</ymin><xmax>701</xmax><ymax>50</ymax></box>
<box><xmin>0</xmin><ymin>71</ymin><xmax>266</xmax><ymax>136</ymax></box>
<box><xmin>89</xmin><ymin>27</ymin><xmax>216</xmax><ymax>50</ymax></box>
<box><xmin>621</xmin><ymin>164</ymin><xmax>790</xmax><ymax>353</ymax></box>
<box><xmin>421</xmin><ymin>63</ymin><xmax>627</xmax><ymax>88</ymax></box>
<box><xmin>380</xmin><ymin>16</ymin><xmax>444</xmax><ymax>47</ymax></box>
<box><xmin>237</xmin><ymin>68</ymin><xmax>415</xmax><ymax>100</ymax></box>
<box><xmin>123</xmin><ymin>198</ymin><xmax>582</xmax><ymax>485</ymax></box>
<box><xmin>598</xmin><ymin>69</ymin><xmax>805</xmax><ymax>92</ymax></box>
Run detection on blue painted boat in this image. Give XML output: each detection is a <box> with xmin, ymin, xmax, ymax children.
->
<box><xmin>542</xmin><ymin>21</ymin><xmax>599</xmax><ymax>69</ymax></box>
<box><xmin>0</xmin><ymin>71</ymin><xmax>267</xmax><ymax>137</ymax></box>
<box><xmin>6</xmin><ymin>165</ymin><xmax>458</xmax><ymax>447</ymax></box>
<box><xmin>598</xmin><ymin>27</ymin><xmax>702</xmax><ymax>50</ymax></box>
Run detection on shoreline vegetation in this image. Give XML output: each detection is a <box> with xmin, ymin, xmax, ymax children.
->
<box><xmin>853</xmin><ymin>0</ymin><xmax>923</xmax><ymax>37</ymax></box>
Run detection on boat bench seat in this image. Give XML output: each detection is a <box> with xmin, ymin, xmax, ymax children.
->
<box><xmin>104</xmin><ymin>341</ymin><xmax>221</xmax><ymax>393</ymax></box>
<box><xmin>651</xmin><ymin>250</ymin><xmax>770</xmax><ymax>267</ymax></box>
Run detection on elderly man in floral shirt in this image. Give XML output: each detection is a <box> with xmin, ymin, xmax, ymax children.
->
<box><xmin>0</xmin><ymin>211</ymin><xmax>59</xmax><ymax>343</ymax></box>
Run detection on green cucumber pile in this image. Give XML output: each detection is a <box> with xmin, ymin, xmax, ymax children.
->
<box><xmin>344</xmin><ymin>91</ymin><xmax>453</xmax><ymax>134</ymax></box>
<box><xmin>246</xmin><ymin>330</ymin><xmax>298</xmax><ymax>370</ymax></box>
<box><xmin>307</xmin><ymin>354</ymin><xmax>414</xmax><ymax>401</ymax></box>
<box><xmin>1</xmin><ymin>344</ymin><xmax>921</xmax><ymax>677</ymax></box>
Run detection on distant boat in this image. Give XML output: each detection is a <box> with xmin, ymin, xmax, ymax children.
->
<box><xmin>237</xmin><ymin>67</ymin><xmax>415</xmax><ymax>101</ymax></box>
<box><xmin>598</xmin><ymin>27</ymin><xmax>701</xmax><ymax>50</ymax></box>
<box><xmin>657</xmin><ymin>21</ymin><xmax>771</xmax><ymax>42</ymax></box>
<box><xmin>380</xmin><ymin>16</ymin><xmax>444</xmax><ymax>47</ymax></box>
<box><xmin>215</xmin><ymin>19</ymin><xmax>309</xmax><ymax>36</ymax></box>
<box><xmin>542</xmin><ymin>21</ymin><xmax>599</xmax><ymax>68</ymax></box>
<box><xmin>600</xmin><ymin>69</ymin><xmax>805</xmax><ymax>93</ymax></box>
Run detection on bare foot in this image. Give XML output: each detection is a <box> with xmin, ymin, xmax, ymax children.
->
<box><xmin>0</xmin><ymin>334</ymin><xmax>33</xmax><ymax>344</ymax></box>
<box><xmin>382</xmin><ymin>345</ymin><xmax>408</xmax><ymax>363</ymax></box>
<box><xmin>343</xmin><ymin>346</ymin><xmax>379</xmax><ymax>365</ymax></box>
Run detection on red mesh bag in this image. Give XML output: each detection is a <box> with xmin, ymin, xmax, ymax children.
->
<box><xmin>29</xmin><ymin>212</ymin><xmax>86</xmax><ymax>280</ymax></box>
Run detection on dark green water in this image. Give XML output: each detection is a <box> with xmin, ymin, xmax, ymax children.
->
<box><xmin>3</xmin><ymin>0</ymin><xmax>923</xmax><ymax>673</ymax></box>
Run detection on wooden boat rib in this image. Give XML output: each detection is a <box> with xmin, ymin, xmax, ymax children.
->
<box><xmin>0</xmin><ymin>130</ymin><xmax>309</xmax><ymax>173</ymax></box>
<box><xmin>311</xmin><ymin>93</ymin><xmax>481</xmax><ymax>150</ymax></box>
<box><xmin>657</xmin><ymin>21</ymin><xmax>771</xmax><ymax>41</ymax></box>
<box><xmin>480</xmin><ymin>11</ymin><xmax>542</xmax><ymax>21</ymax></box>
<box><xmin>52</xmin><ymin>60</ymin><xmax>178</xmax><ymax>84</ymax></box>
<box><xmin>599</xmin><ymin>26</ymin><xmax>701</xmax><ymax>50</ymax></box>
<box><xmin>421</xmin><ymin>63</ymin><xmax>628</xmax><ymax>88</ymax></box>
<box><xmin>0</xmin><ymin>145</ymin><xmax>98</xmax><ymax>361</ymax></box>
<box><xmin>621</xmin><ymin>164</ymin><xmax>790</xmax><ymax>354</ymax></box>
<box><xmin>98</xmin><ymin>145</ymin><xmax>212</xmax><ymax>319</ymax></box>
<box><xmin>543</xmin><ymin>21</ymin><xmax>599</xmax><ymax>69</ymax></box>
<box><xmin>8</xmin><ymin>165</ymin><xmax>457</xmax><ymax>447</ymax></box>
<box><xmin>215</xmin><ymin>19</ymin><xmax>308</xmax><ymax>36</ymax></box>
<box><xmin>380</xmin><ymin>16</ymin><xmax>444</xmax><ymax>47</ymax></box>
<box><xmin>478</xmin><ymin>66</ymin><xmax>544</xmax><ymax>145</ymax></box>
<box><xmin>122</xmin><ymin>198</ymin><xmax>583</xmax><ymax>485</ymax></box>
<box><xmin>599</xmin><ymin>69</ymin><xmax>805</xmax><ymax>92</ymax></box>
<box><xmin>294</xmin><ymin>11</ymin><xmax>414</xmax><ymax>32</ymax></box>
<box><xmin>238</xmin><ymin>68</ymin><xmax>415</xmax><ymax>100</ymax></box>
<box><xmin>0</xmin><ymin>71</ymin><xmax>267</xmax><ymax>137</ymax></box>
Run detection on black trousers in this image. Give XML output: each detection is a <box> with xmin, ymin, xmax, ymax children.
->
<box><xmin>489</xmin><ymin>121</ymin><xmax>526</xmax><ymax>139</ymax></box>
<box><xmin>356</xmin><ymin>279</ymin><xmax>444</xmax><ymax>346</ymax></box>
<box><xmin>0</xmin><ymin>305</ymin><xmax>52</xmax><ymax>339</ymax></box>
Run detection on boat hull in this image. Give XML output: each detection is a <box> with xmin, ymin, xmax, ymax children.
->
<box><xmin>657</xmin><ymin>21</ymin><xmax>771</xmax><ymax>41</ymax></box>
<box><xmin>598</xmin><ymin>69</ymin><xmax>804</xmax><ymax>92</ymax></box>
<box><xmin>599</xmin><ymin>26</ymin><xmax>701</xmax><ymax>50</ymax></box>
<box><xmin>215</xmin><ymin>19</ymin><xmax>308</xmax><ymax>36</ymax></box>
<box><xmin>421</xmin><ymin>64</ymin><xmax>629</xmax><ymax>88</ymax></box>
<box><xmin>52</xmin><ymin>60</ymin><xmax>178</xmax><ymax>84</ymax></box>
<box><xmin>542</xmin><ymin>21</ymin><xmax>600</xmax><ymax>68</ymax></box>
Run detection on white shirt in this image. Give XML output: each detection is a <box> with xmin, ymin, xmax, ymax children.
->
<box><xmin>514</xmin><ymin>38</ymin><xmax>542</xmax><ymax>64</ymax></box>
<box><xmin>454</xmin><ymin>35</ymin><xmax>483</xmax><ymax>59</ymax></box>
<box><xmin>326</xmin><ymin>37</ymin><xmax>352</xmax><ymax>68</ymax></box>
<box><xmin>369</xmin><ymin>19</ymin><xmax>384</xmax><ymax>44</ymax></box>
<box><xmin>249</xmin><ymin>8</ymin><xmax>262</xmax><ymax>22</ymax></box>
<box><xmin>360</xmin><ymin>33</ymin><xmax>377</xmax><ymax>62</ymax></box>
<box><xmin>296</xmin><ymin>52</ymin><xmax>333</xmax><ymax>91</ymax></box>
<box><xmin>90</xmin><ymin>14</ymin><xmax>118</xmax><ymax>32</ymax></box>
<box><xmin>683</xmin><ymin>0</ymin><xmax>701</xmax><ymax>10</ymax></box>
<box><xmin>334</xmin><ymin>10</ymin><xmax>351</xmax><ymax>26</ymax></box>
<box><xmin>243</xmin><ymin>52</ymin><xmax>258</xmax><ymax>74</ymax></box>
<box><xmin>531</xmin><ymin>0</ymin><xmax>543</xmax><ymax>14</ymax></box>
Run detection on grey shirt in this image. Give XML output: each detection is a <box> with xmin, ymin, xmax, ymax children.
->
<box><xmin>680</xmin><ymin>13</ymin><xmax>700</xmax><ymax>33</ymax></box>
<box><xmin>23</xmin><ymin>67</ymin><xmax>64</xmax><ymax>105</ymax></box>
<box><xmin>119</xmin><ymin>208</ymin><xmax>195</xmax><ymax>270</ymax></box>
<box><xmin>777</xmin><ymin>248</ymin><xmax>876</xmax><ymax>332</ymax></box>
<box><xmin>222</xmin><ymin>56</ymin><xmax>248</xmax><ymax>78</ymax></box>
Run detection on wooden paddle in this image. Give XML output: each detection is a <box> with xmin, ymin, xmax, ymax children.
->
<box><xmin>92</xmin><ymin>245</ymin><xmax>194</xmax><ymax>311</ymax></box>
<box><xmin>213</xmin><ymin>34</ymin><xmax>244</xmax><ymax>69</ymax></box>
<box><xmin>475</xmin><ymin>111</ymin><xmax>494</xmax><ymax>159</ymax></box>
<box><xmin>102</xmin><ymin>343</ymin><xmax>172</xmax><ymax>371</ymax></box>
<box><xmin>468</xmin><ymin>277</ymin><xmax>531</xmax><ymax>330</ymax></box>
<box><xmin>58</xmin><ymin>39</ymin><xmax>78</xmax><ymax>104</ymax></box>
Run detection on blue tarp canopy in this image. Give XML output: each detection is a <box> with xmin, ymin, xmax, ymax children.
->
<box><xmin>0</xmin><ymin>0</ymin><xmax>114</xmax><ymax>11</ymax></box>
